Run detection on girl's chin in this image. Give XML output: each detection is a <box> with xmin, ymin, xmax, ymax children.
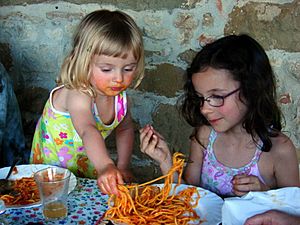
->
<box><xmin>211</xmin><ymin>127</ymin><xmax>222</xmax><ymax>133</ymax></box>
<box><xmin>210</xmin><ymin>124</ymin><xmax>228</xmax><ymax>133</ymax></box>
<box><xmin>212</xmin><ymin>124</ymin><xmax>242</xmax><ymax>134</ymax></box>
<box><xmin>96</xmin><ymin>90</ymin><xmax>121</xmax><ymax>97</ymax></box>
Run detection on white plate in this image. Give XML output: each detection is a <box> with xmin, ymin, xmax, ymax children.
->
<box><xmin>103</xmin><ymin>183</ymin><xmax>224</xmax><ymax>225</ymax></box>
<box><xmin>0</xmin><ymin>164</ymin><xmax>77</xmax><ymax>209</ymax></box>
<box><xmin>160</xmin><ymin>184</ymin><xmax>223</xmax><ymax>225</ymax></box>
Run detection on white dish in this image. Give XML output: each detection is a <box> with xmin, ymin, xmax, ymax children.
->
<box><xmin>161</xmin><ymin>184</ymin><xmax>224</xmax><ymax>225</ymax></box>
<box><xmin>103</xmin><ymin>183</ymin><xmax>223</xmax><ymax>225</ymax></box>
<box><xmin>0</xmin><ymin>164</ymin><xmax>77</xmax><ymax>209</ymax></box>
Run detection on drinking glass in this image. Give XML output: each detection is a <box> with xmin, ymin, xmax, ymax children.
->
<box><xmin>34</xmin><ymin>167</ymin><xmax>71</xmax><ymax>220</ymax></box>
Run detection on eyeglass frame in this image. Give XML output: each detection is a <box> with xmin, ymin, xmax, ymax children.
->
<box><xmin>196</xmin><ymin>88</ymin><xmax>240</xmax><ymax>107</ymax></box>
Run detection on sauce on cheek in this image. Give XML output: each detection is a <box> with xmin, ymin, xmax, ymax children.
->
<box><xmin>92</xmin><ymin>75</ymin><xmax>107</xmax><ymax>91</ymax></box>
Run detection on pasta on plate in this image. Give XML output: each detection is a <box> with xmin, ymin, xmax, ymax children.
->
<box><xmin>0</xmin><ymin>177</ymin><xmax>40</xmax><ymax>206</ymax></box>
<box><xmin>105</xmin><ymin>152</ymin><xmax>204</xmax><ymax>225</ymax></box>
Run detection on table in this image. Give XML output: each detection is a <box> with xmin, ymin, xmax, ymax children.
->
<box><xmin>2</xmin><ymin>178</ymin><xmax>108</xmax><ymax>225</ymax></box>
<box><xmin>2</xmin><ymin>177</ymin><xmax>299</xmax><ymax>225</ymax></box>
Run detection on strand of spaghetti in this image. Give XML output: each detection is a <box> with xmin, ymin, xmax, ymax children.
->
<box><xmin>127</xmin><ymin>155</ymin><xmax>185</xmax><ymax>189</ymax></box>
<box><xmin>128</xmin><ymin>155</ymin><xmax>184</xmax><ymax>207</ymax></box>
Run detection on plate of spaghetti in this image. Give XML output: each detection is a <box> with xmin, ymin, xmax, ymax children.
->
<box><xmin>100</xmin><ymin>153</ymin><xmax>223</xmax><ymax>225</ymax></box>
<box><xmin>0</xmin><ymin>164</ymin><xmax>77</xmax><ymax>209</ymax></box>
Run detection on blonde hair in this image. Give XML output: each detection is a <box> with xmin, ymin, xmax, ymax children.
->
<box><xmin>57</xmin><ymin>9</ymin><xmax>144</xmax><ymax>97</ymax></box>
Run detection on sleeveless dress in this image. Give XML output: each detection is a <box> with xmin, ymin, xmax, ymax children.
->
<box><xmin>30</xmin><ymin>85</ymin><xmax>127</xmax><ymax>178</ymax></box>
<box><xmin>200</xmin><ymin>129</ymin><xmax>266</xmax><ymax>197</ymax></box>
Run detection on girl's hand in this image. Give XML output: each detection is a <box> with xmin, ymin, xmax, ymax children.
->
<box><xmin>244</xmin><ymin>210</ymin><xmax>300</xmax><ymax>225</ymax></box>
<box><xmin>118</xmin><ymin>168</ymin><xmax>135</xmax><ymax>184</ymax></box>
<box><xmin>97</xmin><ymin>163</ymin><xmax>124</xmax><ymax>196</ymax></box>
<box><xmin>232</xmin><ymin>174</ymin><xmax>269</xmax><ymax>196</ymax></box>
<box><xmin>139</xmin><ymin>125</ymin><xmax>171</xmax><ymax>165</ymax></box>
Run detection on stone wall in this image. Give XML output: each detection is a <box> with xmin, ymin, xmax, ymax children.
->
<box><xmin>0</xmin><ymin>0</ymin><xmax>299</xmax><ymax>182</ymax></box>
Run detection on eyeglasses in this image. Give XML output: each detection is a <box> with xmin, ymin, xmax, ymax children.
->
<box><xmin>197</xmin><ymin>88</ymin><xmax>240</xmax><ymax>107</ymax></box>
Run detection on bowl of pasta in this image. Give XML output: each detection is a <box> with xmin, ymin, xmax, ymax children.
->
<box><xmin>101</xmin><ymin>183</ymin><xmax>223</xmax><ymax>225</ymax></box>
<box><xmin>98</xmin><ymin>153</ymin><xmax>224</xmax><ymax>225</ymax></box>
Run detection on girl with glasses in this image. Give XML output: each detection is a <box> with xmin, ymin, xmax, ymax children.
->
<box><xmin>140</xmin><ymin>34</ymin><xmax>299</xmax><ymax>197</ymax></box>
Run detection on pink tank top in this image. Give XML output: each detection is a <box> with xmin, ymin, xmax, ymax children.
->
<box><xmin>200</xmin><ymin>129</ymin><xmax>266</xmax><ymax>197</ymax></box>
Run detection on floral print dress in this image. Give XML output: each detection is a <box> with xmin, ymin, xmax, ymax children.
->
<box><xmin>30</xmin><ymin>85</ymin><xmax>127</xmax><ymax>178</ymax></box>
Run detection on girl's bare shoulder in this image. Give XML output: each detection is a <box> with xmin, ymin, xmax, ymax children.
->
<box><xmin>192</xmin><ymin>125</ymin><xmax>211</xmax><ymax>149</ymax></box>
<box><xmin>64</xmin><ymin>88</ymin><xmax>93</xmax><ymax>111</ymax></box>
<box><xmin>270</xmin><ymin>132</ymin><xmax>296</xmax><ymax>157</ymax></box>
<box><xmin>268</xmin><ymin>132</ymin><xmax>300</xmax><ymax>187</ymax></box>
<box><xmin>66</xmin><ymin>88</ymin><xmax>91</xmax><ymax>101</ymax></box>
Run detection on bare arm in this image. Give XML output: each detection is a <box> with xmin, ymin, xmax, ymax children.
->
<box><xmin>183</xmin><ymin>126</ymin><xmax>210</xmax><ymax>186</ymax></box>
<box><xmin>115</xmin><ymin>109</ymin><xmax>135</xmax><ymax>182</ymax></box>
<box><xmin>232</xmin><ymin>134</ymin><xmax>300</xmax><ymax>196</ymax></box>
<box><xmin>273</xmin><ymin>135</ymin><xmax>300</xmax><ymax>187</ymax></box>
<box><xmin>67</xmin><ymin>90</ymin><xmax>122</xmax><ymax>195</ymax></box>
<box><xmin>183</xmin><ymin>137</ymin><xmax>205</xmax><ymax>186</ymax></box>
<box><xmin>67</xmin><ymin>90</ymin><xmax>114</xmax><ymax>171</ymax></box>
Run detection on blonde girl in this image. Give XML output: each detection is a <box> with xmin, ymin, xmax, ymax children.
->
<box><xmin>30</xmin><ymin>9</ymin><xmax>144</xmax><ymax>195</ymax></box>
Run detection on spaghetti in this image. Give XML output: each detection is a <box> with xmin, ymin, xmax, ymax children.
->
<box><xmin>105</xmin><ymin>152</ymin><xmax>202</xmax><ymax>225</ymax></box>
<box><xmin>0</xmin><ymin>177</ymin><xmax>40</xmax><ymax>206</ymax></box>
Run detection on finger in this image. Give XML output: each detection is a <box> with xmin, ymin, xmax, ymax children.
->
<box><xmin>148</xmin><ymin>126</ymin><xmax>164</xmax><ymax>140</ymax></box>
<box><xmin>139</xmin><ymin>124</ymin><xmax>151</xmax><ymax>133</ymax></box>
<box><xmin>108</xmin><ymin>176</ymin><xmax>119</xmax><ymax>196</ymax></box>
<box><xmin>232</xmin><ymin>188</ymin><xmax>248</xmax><ymax>196</ymax></box>
<box><xmin>140</xmin><ymin>130</ymin><xmax>155</xmax><ymax>152</ymax></box>
<box><xmin>244</xmin><ymin>218</ymin><xmax>259</xmax><ymax>225</ymax></box>
<box><xmin>244</xmin><ymin>214</ymin><xmax>269</xmax><ymax>225</ymax></box>
<box><xmin>232</xmin><ymin>175</ymin><xmax>252</xmax><ymax>185</ymax></box>
<box><xmin>97</xmin><ymin>177</ymin><xmax>104</xmax><ymax>188</ymax></box>
<box><xmin>140</xmin><ymin>124</ymin><xmax>152</xmax><ymax>137</ymax></box>
<box><xmin>233</xmin><ymin>180</ymin><xmax>260</xmax><ymax>193</ymax></box>
<box><xmin>116</xmin><ymin>172</ymin><xmax>124</xmax><ymax>185</ymax></box>
<box><xmin>98</xmin><ymin>180</ymin><xmax>109</xmax><ymax>194</ymax></box>
<box><xmin>144</xmin><ymin>134</ymin><xmax>159</xmax><ymax>153</ymax></box>
<box><xmin>139</xmin><ymin>127</ymin><xmax>150</xmax><ymax>143</ymax></box>
<box><xmin>139</xmin><ymin>126</ymin><xmax>147</xmax><ymax>134</ymax></box>
<box><xmin>152</xmin><ymin>129</ymin><xmax>164</xmax><ymax>140</ymax></box>
<box><xmin>103</xmin><ymin>179</ymin><xmax>115</xmax><ymax>195</ymax></box>
<box><xmin>140</xmin><ymin>127</ymin><xmax>153</xmax><ymax>143</ymax></box>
